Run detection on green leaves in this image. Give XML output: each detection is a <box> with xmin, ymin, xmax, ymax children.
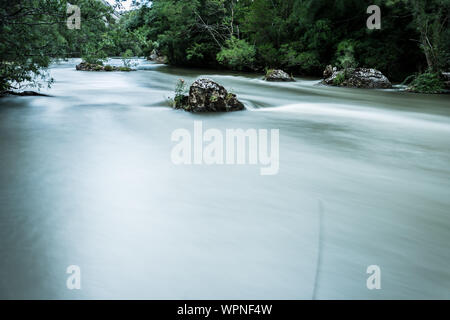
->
<box><xmin>217</xmin><ymin>37</ymin><xmax>256</xmax><ymax>70</ymax></box>
<box><xmin>0</xmin><ymin>0</ymin><xmax>118</xmax><ymax>91</ymax></box>
<box><xmin>408</xmin><ymin>72</ymin><xmax>445</xmax><ymax>93</ymax></box>
<box><xmin>2</xmin><ymin>0</ymin><xmax>448</xmax><ymax>90</ymax></box>
<box><xmin>336</xmin><ymin>40</ymin><xmax>357</xmax><ymax>69</ymax></box>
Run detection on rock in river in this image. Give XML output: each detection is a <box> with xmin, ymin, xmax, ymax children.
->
<box><xmin>174</xmin><ymin>78</ymin><xmax>245</xmax><ymax>112</ymax></box>
<box><xmin>264</xmin><ymin>69</ymin><xmax>295</xmax><ymax>82</ymax></box>
<box><xmin>148</xmin><ymin>49</ymin><xmax>168</xmax><ymax>64</ymax></box>
<box><xmin>322</xmin><ymin>66</ymin><xmax>392</xmax><ymax>89</ymax></box>
<box><xmin>76</xmin><ymin>62</ymin><xmax>134</xmax><ymax>72</ymax></box>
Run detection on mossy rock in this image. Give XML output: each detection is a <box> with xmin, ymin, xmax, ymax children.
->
<box><xmin>264</xmin><ymin>69</ymin><xmax>295</xmax><ymax>82</ymax></box>
<box><xmin>173</xmin><ymin>79</ymin><xmax>245</xmax><ymax>112</ymax></box>
<box><xmin>406</xmin><ymin>72</ymin><xmax>445</xmax><ymax>94</ymax></box>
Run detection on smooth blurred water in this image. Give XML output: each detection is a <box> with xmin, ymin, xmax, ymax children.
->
<box><xmin>0</xmin><ymin>58</ymin><xmax>449</xmax><ymax>299</ymax></box>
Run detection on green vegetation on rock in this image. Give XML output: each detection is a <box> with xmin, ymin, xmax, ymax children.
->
<box><xmin>407</xmin><ymin>72</ymin><xmax>445</xmax><ymax>94</ymax></box>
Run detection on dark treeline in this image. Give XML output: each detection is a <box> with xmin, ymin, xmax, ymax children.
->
<box><xmin>124</xmin><ymin>0</ymin><xmax>449</xmax><ymax>82</ymax></box>
<box><xmin>1</xmin><ymin>0</ymin><xmax>449</xmax><ymax>93</ymax></box>
<box><xmin>0</xmin><ymin>0</ymin><xmax>115</xmax><ymax>91</ymax></box>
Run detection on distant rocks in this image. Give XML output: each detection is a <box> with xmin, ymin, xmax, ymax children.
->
<box><xmin>322</xmin><ymin>65</ymin><xmax>392</xmax><ymax>89</ymax></box>
<box><xmin>174</xmin><ymin>78</ymin><xmax>245</xmax><ymax>112</ymax></box>
<box><xmin>75</xmin><ymin>62</ymin><xmax>134</xmax><ymax>72</ymax></box>
<box><xmin>264</xmin><ymin>69</ymin><xmax>295</xmax><ymax>82</ymax></box>
<box><xmin>442</xmin><ymin>72</ymin><xmax>450</xmax><ymax>90</ymax></box>
<box><xmin>323</xmin><ymin>65</ymin><xmax>336</xmax><ymax>79</ymax></box>
<box><xmin>147</xmin><ymin>49</ymin><xmax>168</xmax><ymax>64</ymax></box>
<box><xmin>0</xmin><ymin>90</ymin><xmax>50</xmax><ymax>97</ymax></box>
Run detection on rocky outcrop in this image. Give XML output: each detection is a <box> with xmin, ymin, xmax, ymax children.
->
<box><xmin>322</xmin><ymin>65</ymin><xmax>392</xmax><ymax>89</ymax></box>
<box><xmin>323</xmin><ymin>65</ymin><xmax>337</xmax><ymax>79</ymax></box>
<box><xmin>0</xmin><ymin>90</ymin><xmax>50</xmax><ymax>97</ymax></box>
<box><xmin>174</xmin><ymin>78</ymin><xmax>245</xmax><ymax>112</ymax></box>
<box><xmin>264</xmin><ymin>69</ymin><xmax>295</xmax><ymax>82</ymax></box>
<box><xmin>75</xmin><ymin>62</ymin><xmax>134</xmax><ymax>72</ymax></box>
<box><xmin>147</xmin><ymin>50</ymin><xmax>168</xmax><ymax>64</ymax></box>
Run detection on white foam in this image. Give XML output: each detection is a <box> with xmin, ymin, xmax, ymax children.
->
<box><xmin>258</xmin><ymin>103</ymin><xmax>450</xmax><ymax>131</ymax></box>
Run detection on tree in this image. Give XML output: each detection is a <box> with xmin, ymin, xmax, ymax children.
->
<box><xmin>411</xmin><ymin>0</ymin><xmax>450</xmax><ymax>72</ymax></box>
<box><xmin>217</xmin><ymin>37</ymin><xmax>256</xmax><ymax>70</ymax></box>
<box><xmin>0</xmin><ymin>0</ymin><xmax>119</xmax><ymax>92</ymax></box>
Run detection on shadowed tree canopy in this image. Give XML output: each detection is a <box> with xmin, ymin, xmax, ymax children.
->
<box><xmin>1</xmin><ymin>0</ymin><xmax>449</xmax><ymax>92</ymax></box>
<box><xmin>0</xmin><ymin>0</ymin><xmax>128</xmax><ymax>92</ymax></box>
<box><xmin>125</xmin><ymin>0</ymin><xmax>449</xmax><ymax>81</ymax></box>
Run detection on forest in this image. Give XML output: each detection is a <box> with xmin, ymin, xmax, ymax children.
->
<box><xmin>1</xmin><ymin>0</ymin><xmax>449</xmax><ymax>93</ymax></box>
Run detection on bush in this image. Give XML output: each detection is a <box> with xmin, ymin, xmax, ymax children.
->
<box><xmin>174</xmin><ymin>79</ymin><xmax>188</xmax><ymax>107</ymax></box>
<box><xmin>336</xmin><ymin>40</ymin><xmax>357</xmax><ymax>70</ymax></box>
<box><xmin>296</xmin><ymin>52</ymin><xmax>321</xmax><ymax>73</ymax></box>
<box><xmin>280</xmin><ymin>48</ymin><xmax>321</xmax><ymax>74</ymax></box>
<box><xmin>217</xmin><ymin>37</ymin><xmax>256</xmax><ymax>71</ymax></box>
<box><xmin>333</xmin><ymin>72</ymin><xmax>346</xmax><ymax>86</ymax></box>
<box><xmin>186</xmin><ymin>43</ymin><xmax>206</xmax><ymax>62</ymax></box>
<box><xmin>82</xmin><ymin>47</ymin><xmax>107</xmax><ymax>65</ymax></box>
<box><xmin>408</xmin><ymin>72</ymin><xmax>444</xmax><ymax>93</ymax></box>
<box><xmin>264</xmin><ymin>68</ymin><xmax>274</xmax><ymax>78</ymax></box>
<box><xmin>121</xmin><ymin>49</ymin><xmax>135</xmax><ymax>68</ymax></box>
<box><xmin>104</xmin><ymin>65</ymin><xmax>113</xmax><ymax>71</ymax></box>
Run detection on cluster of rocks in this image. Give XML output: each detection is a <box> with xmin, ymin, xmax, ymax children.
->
<box><xmin>173</xmin><ymin>78</ymin><xmax>245</xmax><ymax>113</ymax></box>
<box><xmin>171</xmin><ymin>66</ymin><xmax>396</xmax><ymax>113</ymax></box>
<box><xmin>321</xmin><ymin>65</ymin><xmax>392</xmax><ymax>89</ymax></box>
<box><xmin>264</xmin><ymin>69</ymin><xmax>295</xmax><ymax>82</ymax></box>
<box><xmin>75</xmin><ymin>62</ymin><xmax>134</xmax><ymax>72</ymax></box>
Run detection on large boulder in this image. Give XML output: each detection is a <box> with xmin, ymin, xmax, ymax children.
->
<box><xmin>174</xmin><ymin>78</ymin><xmax>245</xmax><ymax>112</ymax></box>
<box><xmin>322</xmin><ymin>66</ymin><xmax>392</xmax><ymax>89</ymax></box>
<box><xmin>264</xmin><ymin>69</ymin><xmax>295</xmax><ymax>82</ymax></box>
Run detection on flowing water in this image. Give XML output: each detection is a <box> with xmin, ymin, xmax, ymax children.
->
<box><xmin>0</xmin><ymin>58</ymin><xmax>449</xmax><ymax>299</ymax></box>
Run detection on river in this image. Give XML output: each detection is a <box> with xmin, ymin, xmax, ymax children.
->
<box><xmin>0</xmin><ymin>58</ymin><xmax>449</xmax><ymax>299</ymax></box>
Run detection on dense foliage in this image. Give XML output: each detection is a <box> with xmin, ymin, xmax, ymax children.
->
<box><xmin>1</xmin><ymin>0</ymin><xmax>449</xmax><ymax>92</ymax></box>
<box><xmin>0</xmin><ymin>0</ymin><xmax>136</xmax><ymax>92</ymax></box>
<box><xmin>408</xmin><ymin>72</ymin><xmax>445</xmax><ymax>93</ymax></box>
<box><xmin>124</xmin><ymin>0</ymin><xmax>449</xmax><ymax>82</ymax></box>
<box><xmin>0</xmin><ymin>0</ymin><xmax>119</xmax><ymax>91</ymax></box>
